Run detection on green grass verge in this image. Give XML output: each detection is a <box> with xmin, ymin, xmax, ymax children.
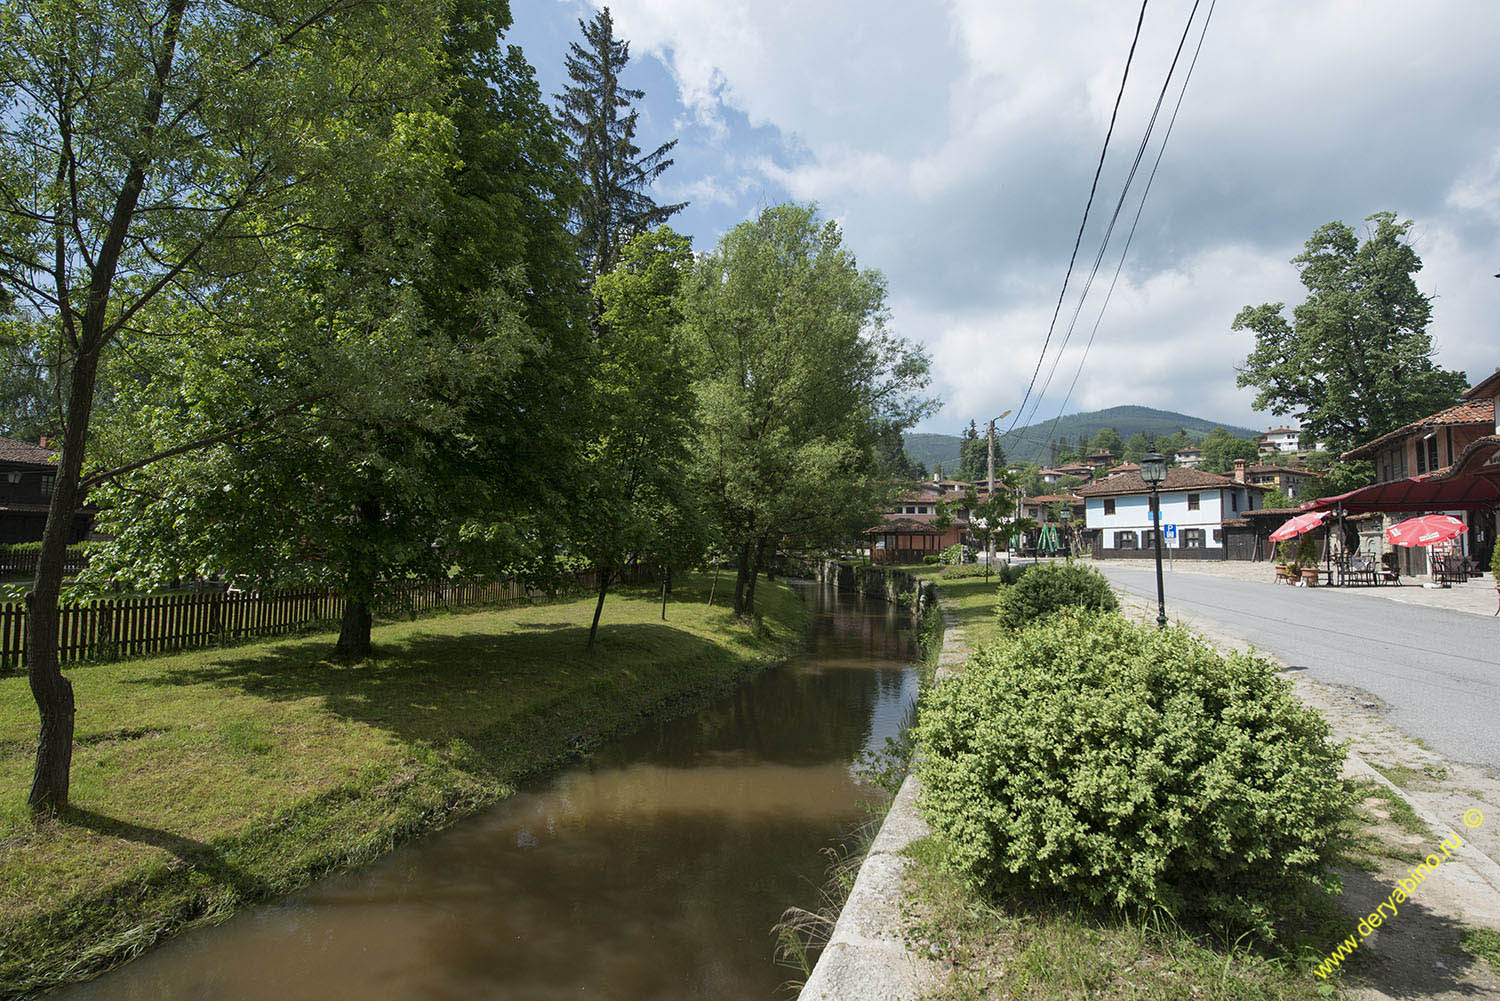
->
<box><xmin>910</xmin><ymin>567</ymin><xmax>1004</xmax><ymax>650</ymax></box>
<box><xmin>1461</xmin><ymin>927</ymin><xmax>1500</xmax><ymax>973</ymax></box>
<box><xmin>903</xmin><ymin>836</ymin><xmax>1347</xmax><ymax>1001</ymax></box>
<box><xmin>0</xmin><ymin>573</ymin><xmax>807</xmax><ymax>998</ymax></box>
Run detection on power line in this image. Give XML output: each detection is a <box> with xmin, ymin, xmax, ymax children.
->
<box><xmin>1016</xmin><ymin>0</ymin><xmax>1207</xmax><ymax>437</ymax></box>
<box><xmin>1003</xmin><ymin>0</ymin><xmax>1151</xmax><ymax>441</ymax></box>
<box><xmin>1040</xmin><ymin>0</ymin><xmax>1217</xmax><ymax>450</ymax></box>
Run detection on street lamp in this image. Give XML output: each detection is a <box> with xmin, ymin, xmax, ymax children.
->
<box><xmin>1140</xmin><ymin>451</ymin><xmax>1168</xmax><ymax>630</ymax></box>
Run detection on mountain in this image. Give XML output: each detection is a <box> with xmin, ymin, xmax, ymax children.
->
<box><xmin>905</xmin><ymin>406</ymin><xmax>1263</xmax><ymax>471</ymax></box>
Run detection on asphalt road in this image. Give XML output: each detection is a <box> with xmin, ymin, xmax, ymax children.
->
<box><xmin>1094</xmin><ymin>564</ymin><xmax>1500</xmax><ymax>770</ymax></box>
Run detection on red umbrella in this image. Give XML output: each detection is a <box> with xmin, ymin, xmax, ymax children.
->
<box><xmin>1269</xmin><ymin>510</ymin><xmax>1329</xmax><ymax>542</ymax></box>
<box><xmin>1385</xmin><ymin>514</ymin><xmax>1468</xmax><ymax>547</ymax></box>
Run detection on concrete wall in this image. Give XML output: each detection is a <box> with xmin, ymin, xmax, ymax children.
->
<box><xmin>818</xmin><ymin>560</ymin><xmax>937</xmax><ymax>618</ymax></box>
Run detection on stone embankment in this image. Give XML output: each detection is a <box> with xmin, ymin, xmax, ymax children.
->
<box><xmin>816</xmin><ymin>560</ymin><xmax>937</xmax><ymax>620</ymax></box>
<box><xmin>800</xmin><ymin>564</ymin><xmax>961</xmax><ymax>1001</ymax></box>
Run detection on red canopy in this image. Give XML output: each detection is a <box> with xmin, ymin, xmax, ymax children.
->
<box><xmin>1385</xmin><ymin>514</ymin><xmax>1467</xmax><ymax>548</ymax></box>
<box><xmin>1269</xmin><ymin>510</ymin><xmax>1328</xmax><ymax>542</ymax></box>
<box><xmin>1306</xmin><ymin>436</ymin><xmax>1500</xmax><ymax>513</ymax></box>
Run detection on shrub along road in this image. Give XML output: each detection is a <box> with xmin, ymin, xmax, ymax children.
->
<box><xmin>0</xmin><ymin>575</ymin><xmax>807</xmax><ymax>999</ymax></box>
<box><xmin>1095</xmin><ymin>563</ymin><xmax>1500</xmax><ymax>769</ymax></box>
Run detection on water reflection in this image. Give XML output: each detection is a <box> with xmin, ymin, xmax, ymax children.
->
<box><xmin>59</xmin><ymin>581</ymin><xmax>917</xmax><ymax>1001</ymax></box>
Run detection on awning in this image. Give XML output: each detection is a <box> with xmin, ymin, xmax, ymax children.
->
<box><xmin>1306</xmin><ymin>435</ymin><xmax>1500</xmax><ymax>514</ymax></box>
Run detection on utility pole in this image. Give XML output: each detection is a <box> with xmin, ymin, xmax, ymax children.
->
<box><xmin>987</xmin><ymin>418</ymin><xmax>996</xmax><ymax>574</ymax></box>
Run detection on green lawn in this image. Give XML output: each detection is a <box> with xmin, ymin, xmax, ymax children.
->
<box><xmin>909</xmin><ymin>566</ymin><xmax>1005</xmax><ymax>649</ymax></box>
<box><xmin>0</xmin><ymin>574</ymin><xmax>806</xmax><ymax>998</ymax></box>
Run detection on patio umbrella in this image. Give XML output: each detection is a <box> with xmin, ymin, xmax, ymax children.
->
<box><xmin>1385</xmin><ymin>514</ymin><xmax>1468</xmax><ymax>547</ymax></box>
<box><xmin>1269</xmin><ymin>510</ymin><xmax>1329</xmax><ymax>542</ymax></box>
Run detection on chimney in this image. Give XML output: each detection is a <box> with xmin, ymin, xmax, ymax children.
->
<box><xmin>38</xmin><ymin>435</ymin><xmax>50</xmax><ymax>449</ymax></box>
<box><xmin>1233</xmin><ymin>458</ymin><xmax>1247</xmax><ymax>483</ymax></box>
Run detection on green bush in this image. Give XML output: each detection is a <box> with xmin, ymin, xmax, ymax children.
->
<box><xmin>1491</xmin><ymin>541</ymin><xmax>1499</xmax><ymax>581</ymax></box>
<box><xmin>994</xmin><ymin>561</ymin><xmax>1116</xmax><ymax>632</ymax></box>
<box><xmin>915</xmin><ymin>611</ymin><xmax>1349</xmax><ymax>938</ymax></box>
<box><xmin>939</xmin><ymin>543</ymin><xmax>966</xmax><ymax>565</ymax></box>
<box><xmin>921</xmin><ymin>554</ymin><xmax>941</xmax><ymax>565</ymax></box>
<box><xmin>1295</xmin><ymin>534</ymin><xmax>1317</xmax><ymax>569</ymax></box>
<box><xmin>941</xmin><ymin>562</ymin><xmax>993</xmax><ymax>579</ymax></box>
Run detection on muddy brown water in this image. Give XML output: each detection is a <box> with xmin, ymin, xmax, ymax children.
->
<box><xmin>59</xmin><ymin>582</ymin><xmax>919</xmax><ymax>1001</ymax></box>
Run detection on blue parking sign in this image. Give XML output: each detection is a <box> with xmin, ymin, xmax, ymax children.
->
<box><xmin>1165</xmin><ymin>524</ymin><xmax>1177</xmax><ymax>540</ymax></box>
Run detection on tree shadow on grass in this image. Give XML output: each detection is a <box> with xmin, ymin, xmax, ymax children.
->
<box><xmin>128</xmin><ymin>622</ymin><xmax>752</xmax><ymax>778</ymax></box>
<box><xmin>63</xmin><ymin>807</ymin><xmax>266</xmax><ymax>900</ymax></box>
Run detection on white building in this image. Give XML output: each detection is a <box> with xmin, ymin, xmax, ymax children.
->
<box><xmin>1259</xmin><ymin>426</ymin><xmax>1301</xmax><ymax>454</ymax></box>
<box><xmin>1173</xmin><ymin>446</ymin><xmax>1204</xmax><ymax>468</ymax></box>
<box><xmin>1077</xmin><ymin>467</ymin><xmax>1265</xmax><ymax>558</ymax></box>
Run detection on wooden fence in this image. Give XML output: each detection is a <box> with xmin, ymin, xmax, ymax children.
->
<box><xmin>0</xmin><ymin>576</ymin><xmax>573</xmax><ymax>672</ymax></box>
<box><xmin>0</xmin><ymin>547</ymin><xmax>91</xmax><ymax>579</ymax></box>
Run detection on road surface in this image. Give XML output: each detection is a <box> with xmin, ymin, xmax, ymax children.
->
<box><xmin>1095</xmin><ymin>564</ymin><xmax>1500</xmax><ymax>770</ymax></box>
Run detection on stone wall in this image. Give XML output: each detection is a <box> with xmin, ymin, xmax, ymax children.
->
<box><xmin>817</xmin><ymin>560</ymin><xmax>937</xmax><ymax>618</ymax></box>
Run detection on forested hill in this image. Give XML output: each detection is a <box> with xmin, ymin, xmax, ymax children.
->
<box><xmin>907</xmin><ymin>406</ymin><xmax>1263</xmax><ymax>469</ymax></box>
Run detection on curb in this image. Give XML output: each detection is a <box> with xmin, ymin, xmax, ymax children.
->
<box><xmin>798</xmin><ymin>602</ymin><xmax>968</xmax><ymax>1001</ymax></box>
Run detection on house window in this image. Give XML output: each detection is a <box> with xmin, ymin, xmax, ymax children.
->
<box><xmin>1142</xmin><ymin>530</ymin><xmax>1159</xmax><ymax>548</ymax></box>
<box><xmin>1103</xmin><ymin>498</ymin><xmax>1116</xmax><ymax>516</ymax></box>
<box><xmin>1427</xmin><ymin>434</ymin><xmax>1439</xmax><ymax>471</ymax></box>
<box><xmin>1212</xmin><ymin>529</ymin><xmax>1223</xmax><ymax>543</ymax></box>
<box><xmin>1187</xmin><ymin>493</ymin><xmax>1200</xmax><ymax>511</ymax></box>
<box><xmin>1182</xmin><ymin>528</ymin><xmax>1206</xmax><ymax>548</ymax></box>
<box><xmin>1115</xmin><ymin>530</ymin><xmax>1137</xmax><ymax>549</ymax></box>
<box><xmin>1230</xmin><ymin>491</ymin><xmax>1239</xmax><ymax>513</ymax></box>
<box><xmin>40</xmin><ymin>474</ymin><xmax>54</xmax><ymax>498</ymax></box>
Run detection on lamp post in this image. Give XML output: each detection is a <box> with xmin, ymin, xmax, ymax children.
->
<box><xmin>1140</xmin><ymin>451</ymin><xmax>1168</xmax><ymax>629</ymax></box>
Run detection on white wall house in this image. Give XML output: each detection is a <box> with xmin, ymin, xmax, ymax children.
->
<box><xmin>1078</xmin><ymin>469</ymin><xmax>1264</xmax><ymax>556</ymax></box>
<box><xmin>1260</xmin><ymin>426</ymin><xmax>1301</xmax><ymax>454</ymax></box>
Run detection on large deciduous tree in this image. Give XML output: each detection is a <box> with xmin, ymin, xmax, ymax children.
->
<box><xmin>1</xmin><ymin>0</ymin><xmax>457</xmax><ymax>813</ymax></box>
<box><xmin>89</xmin><ymin>0</ymin><xmax>589</xmax><ymax>662</ymax></box>
<box><xmin>1233</xmin><ymin>212</ymin><xmax>1469</xmax><ymax>454</ymax></box>
<box><xmin>557</xmin><ymin>6</ymin><xmax>686</xmax><ymax>277</ymax></box>
<box><xmin>579</xmin><ymin>227</ymin><xmax>699</xmax><ymax>651</ymax></box>
<box><xmin>682</xmin><ymin>203</ymin><xmax>934</xmax><ymax>615</ymax></box>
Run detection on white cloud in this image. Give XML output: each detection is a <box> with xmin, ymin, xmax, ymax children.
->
<box><xmin>582</xmin><ymin>0</ymin><xmax>1500</xmax><ymax>430</ymax></box>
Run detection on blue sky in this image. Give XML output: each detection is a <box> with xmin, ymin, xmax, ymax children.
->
<box><xmin>507</xmin><ymin>1</ymin><xmax>1500</xmax><ymax>437</ymax></box>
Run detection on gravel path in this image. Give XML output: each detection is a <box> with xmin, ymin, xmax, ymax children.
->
<box><xmin>1097</xmin><ymin>563</ymin><xmax>1500</xmax><ymax>769</ymax></box>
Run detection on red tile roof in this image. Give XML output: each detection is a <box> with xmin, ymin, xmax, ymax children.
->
<box><xmin>1246</xmin><ymin>464</ymin><xmax>1323</xmax><ymax>477</ymax></box>
<box><xmin>1075</xmin><ymin>466</ymin><xmax>1264</xmax><ymax>497</ymax></box>
<box><xmin>1343</xmin><ymin>399</ymin><xmax>1495</xmax><ymax>460</ymax></box>
<box><xmin>1023</xmin><ymin>493</ymin><xmax>1082</xmax><ymax>504</ymax></box>
<box><xmin>0</xmin><ymin>437</ymin><xmax>57</xmax><ymax>467</ymax></box>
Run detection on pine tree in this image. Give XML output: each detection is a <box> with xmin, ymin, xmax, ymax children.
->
<box><xmin>558</xmin><ymin>7</ymin><xmax>687</xmax><ymax>276</ymax></box>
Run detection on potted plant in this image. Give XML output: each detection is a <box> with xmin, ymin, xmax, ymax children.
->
<box><xmin>1276</xmin><ymin>539</ymin><xmax>1296</xmax><ymax>583</ymax></box>
<box><xmin>1297</xmin><ymin>535</ymin><xmax>1320</xmax><ymax>586</ymax></box>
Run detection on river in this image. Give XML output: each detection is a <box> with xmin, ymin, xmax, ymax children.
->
<box><xmin>58</xmin><ymin>580</ymin><xmax>920</xmax><ymax>1000</ymax></box>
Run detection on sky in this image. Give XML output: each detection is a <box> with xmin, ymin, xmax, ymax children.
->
<box><xmin>508</xmin><ymin>0</ymin><xmax>1500</xmax><ymax>437</ymax></box>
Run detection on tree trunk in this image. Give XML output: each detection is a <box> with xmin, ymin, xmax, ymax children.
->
<box><xmin>708</xmin><ymin>561</ymin><xmax>721</xmax><ymax>607</ymax></box>
<box><xmin>732</xmin><ymin>539</ymin><xmax>752</xmax><ymax>615</ymax></box>
<box><xmin>659</xmin><ymin>568</ymin><xmax>669</xmax><ymax>620</ymax></box>
<box><xmin>744</xmin><ymin>537</ymin><xmax>768</xmax><ymax>615</ymax></box>
<box><xmin>334</xmin><ymin>596</ymin><xmax>373</xmax><ymax>660</ymax></box>
<box><xmin>587</xmin><ymin>565</ymin><xmax>613</xmax><ymax>652</ymax></box>
<box><xmin>332</xmin><ymin>498</ymin><xmax>380</xmax><ymax>661</ymax></box>
<box><xmin>27</xmin><ymin>346</ymin><xmax>102</xmax><ymax>813</ymax></box>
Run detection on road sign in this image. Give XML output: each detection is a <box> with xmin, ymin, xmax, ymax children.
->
<box><xmin>1165</xmin><ymin>524</ymin><xmax>1178</xmax><ymax>540</ymax></box>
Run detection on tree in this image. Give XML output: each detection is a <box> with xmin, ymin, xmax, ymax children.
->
<box><xmin>1233</xmin><ymin>213</ymin><xmax>1469</xmax><ymax>454</ymax></box>
<box><xmin>1199</xmin><ymin>428</ymin><xmax>1260</xmax><ymax>474</ymax></box>
<box><xmin>1</xmin><ymin>0</ymin><xmax>457</xmax><ymax>812</ymax></box>
<box><xmin>557</xmin><ymin>7</ymin><xmax>686</xmax><ymax>277</ymax></box>
<box><xmin>956</xmin><ymin>419</ymin><xmax>991</xmax><ymax>482</ymax></box>
<box><xmin>1089</xmin><ymin>427</ymin><xmax>1124</xmax><ymax>456</ymax></box>
<box><xmin>874</xmin><ymin>426</ymin><xmax>924</xmax><ymax>480</ymax></box>
<box><xmin>1122</xmin><ymin>432</ymin><xmax>1152</xmax><ymax>463</ymax></box>
<box><xmin>1261</xmin><ymin>489</ymin><xmax>1296</xmax><ymax>510</ymax></box>
<box><xmin>682</xmin><ymin>203</ymin><xmax>933</xmax><ymax>615</ymax></box>
<box><xmin>579</xmin><ymin>227</ymin><xmax>698</xmax><ymax>650</ymax></box>
<box><xmin>87</xmin><ymin>0</ymin><xmax>589</xmax><ymax>665</ymax></box>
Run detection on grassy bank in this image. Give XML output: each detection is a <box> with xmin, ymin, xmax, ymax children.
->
<box><xmin>0</xmin><ymin>574</ymin><xmax>807</xmax><ymax>997</ymax></box>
